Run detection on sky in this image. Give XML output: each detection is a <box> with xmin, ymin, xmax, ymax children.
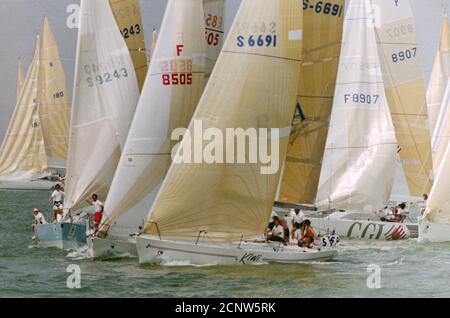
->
<box><xmin>0</xmin><ymin>0</ymin><xmax>449</xmax><ymax>142</ymax></box>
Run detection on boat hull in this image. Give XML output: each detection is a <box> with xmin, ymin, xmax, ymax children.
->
<box><xmin>0</xmin><ymin>179</ymin><xmax>55</xmax><ymax>191</ymax></box>
<box><xmin>35</xmin><ymin>222</ymin><xmax>87</xmax><ymax>249</ymax></box>
<box><xmin>309</xmin><ymin>217</ymin><xmax>411</xmax><ymax>240</ymax></box>
<box><xmin>136</xmin><ymin>236</ymin><xmax>338</xmax><ymax>265</ymax></box>
<box><xmin>88</xmin><ymin>236</ymin><xmax>137</xmax><ymax>259</ymax></box>
<box><xmin>418</xmin><ymin>219</ymin><xmax>450</xmax><ymax>243</ymax></box>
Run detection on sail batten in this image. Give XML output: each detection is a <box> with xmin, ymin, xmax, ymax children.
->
<box><xmin>143</xmin><ymin>0</ymin><xmax>304</xmax><ymax>243</ymax></box>
<box><xmin>65</xmin><ymin>0</ymin><xmax>139</xmax><ymax>211</ymax></box>
<box><xmin>373</xmin><ymin>0</ymin><xmax>434</xmax><ymax>197</ymax></box>
<box><xmin>102</xmin><ymin>0</ymin><xmax>206</xmax><ymax>237</ymax></box>
<box><xmin>279</xmin><ymin>0</ymin><xmax>344</xmax><ymax>204</ymax></box>
<box><xmin>316</xmin><ymin>0</ymin><xmax>397</xmax><ymax>212</ymax></box>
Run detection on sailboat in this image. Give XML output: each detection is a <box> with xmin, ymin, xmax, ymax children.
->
<box><xmin>35</xmin><ymin>0</ymin><xmax>139</xmax><ymax>249</ymax></box>
<box><xmin>110</xmin><ymin>0</ymin><xmax>148</xmax><ymax>92</ymax></box>
<box><xmin>0</xmin><ymin>17</ymin><xmax>70</xmax><ymax>191</ymax></box>
<box><xmin>427</xmin><ymin>15</ymin><xmax>450</xmax><ymax>143</ymax></box>
<box><xmin>89</xmin><ymin>0</ymin><xmax>206</xmax><ymax>258</ymax></box>
<box><xmin>306</xmin><ymin>0</ymin><xmax>409</xmax><ymax>241</ymax></box>
<box><xmin>136</xmin><ymin>0</ymin><xmax>337</xmax><ymax>266</ymax></box>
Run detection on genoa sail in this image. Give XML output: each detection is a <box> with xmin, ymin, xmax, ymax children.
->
<box><xmin>203</xmin><ymin>0</ymin><xmax>225</xmax><ymax>81</ymax></box>
<box><xmin>39</xmin><ymin>17</ymin><xmax>71</xmax><ymax>167</ymax></box>
<box><xmin>102</xmin><ymin>0</ymin><xmax>206</xmax><ymax>236</ymax></box>
<box><xmin>431</xmin><ymin>81</ymin><xmax>450</xmax><ymax>173</ymax></box>
<box><xmin>110</xmin><ymin>0</ymin><xmax>148</xmax><ymax>92</ymax></box>
<box><xmin>316</xmin><ymin>0</ymin><xmax>397</xmax><ymax>212</ymax></box>
<box><xmin>373</xmin><ymin>0</ymin><xmax>434</xmax><ymax>197</ymax></box>
<box><xmin>0</xmin><ymin>35</ymin><xmax>49</xmax><ymax>181</ymax></box>
<box><xmin>279</xmin><ymin>0</ymin><xmax>344</xmax><ymax>204</ymax></box>
<box><xmin>64</xmin><ymin>0</ymin><xmax>139</xmax><ymax>211</ymax></box>
<box><xmin>144</xmin><ymin>0</ymin><xmax>304</xmax><ymax>243</ymax></box>
<box><xmin>427</xmin><ymin>15</ymin><xmax>450</xmax><ymax>139</ymax></box>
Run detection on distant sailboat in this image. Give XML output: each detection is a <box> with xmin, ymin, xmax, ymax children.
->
<box><xmin>278</xmin><ymin>0</ymin><xmax>344</xmax><ymax>204</ymax></box>
<box><xmin>35</xmin><ymin>0</ymin><xmax>139</xmax><ymax>249</ymax></box>
<box><xmin>136</xmin><ymin>0</ymin><xmax>337</xmax><ymax>265</ymax></box>
<box><xmin>373</xmin><ymin>0</ymin><xmax>434</xmax><ymax>198</ymax></box>
<box><xmin>203</xmin><ymin>0</ymin><xmax>225</xmax><ymax>81</ymax></box>
<box><xmin>110</xmin><ymin>0</ymin><xmax>148</xmax><ymax>92</ymax></box>
<box><xmin>0</xmin><ymin>20</ymin><xmax>68</xmax><ymax>191</ymax></box>
<box><xmin>308</xmin><ymin>0</ymin><xmax>409</xmax><ymax>241</ymax></box>
<box><xmin>427</xmin><ymin>15</ymin><xmax>450</xmax><ymax>141</ymax></box>
<box><xmin>90</xmin><ymin>0</ymin><xmax>206</xmax><ymax>258</ymax></box>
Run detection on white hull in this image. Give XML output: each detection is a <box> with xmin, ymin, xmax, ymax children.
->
<box><xmin>88</xmin><ymin>236</ymin><xmax>137</xmax><ymax>259</ymax></box>
<box><xmin>0</xmin><ymin>179</ymin><xmax>55</xmax><ymax>190</ymax></box>
<box><xmin>310</xmin><ymin>217</ymin><xmax>411</xmax><ymax>240</ymax></box>
<box><xmin>136</xmin><ymin>236</ymin><xmax>338</xmax><ymax>266</ymax></box>
<box><xmin>418</xmin><ymin>219</ymin><xmax>450</xmax><ymax>243</ymax></box>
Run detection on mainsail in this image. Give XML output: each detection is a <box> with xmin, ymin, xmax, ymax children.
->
<box><xmin>0</xmin><ymin>35</ymin><xmax>49</xmax><ymax>180</ymax></box>
<box><xmin>279</xmin><ymin>0</ymin><xmax>344</xmax><ymax>204</ymax></box>
<box><xmin>373</xmin><ymin>0</ymin><xmax>433</xmax><ymax>197</ymax></box>
<box><xmin>109</xmin><ymin>0</ymin><xmax>148</xmax><ymax>92</ymax></box>
<box><xmin>144</xmin><ymin>0</ymin><xmax>303</xmax><ymax>242</ymax></box>
<box><xmin>316</xmin><ymin>0</ymin><xmax>397</xmax><ymax>212</ymax></box>
<box><xmin>39</xmin><ymin>17</ymin><xmax>71</xmax><ymax>167</ymax></box>
<box><xmin>17</xmin><ymin>59</ymin><xmax>25</xmax><ymax>101</ymax></box>
<box><xmin>102</xmin><ymin>0</ymin><xmax>206</xmax><ymax>236</ymax></box>
<box><xmin>64</xmin><ymin>0</ymin><xmax>139</xmax><ymax>211</ymax></box>
<box><xmin>203</xmin><ymin>0</ymin><xmax>225</xmax><ymax>80</ymax></box>
<box><xmin>427</xmin><ymin>15</ymin><xmax>450</xmax><ymax>138</ymax></box>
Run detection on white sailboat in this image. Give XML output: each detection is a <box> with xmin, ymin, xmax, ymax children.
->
<box><xmin>136</xmin><ymin>0</ymin><xmax>337</xmax><ymax>266</ymax></box>
<box><xmin>0</xmin><ymin>18</ymin><xmax>71</xmax><ymax>191</ymax></box>
<box><xmin>308</xmin><ymin>0</ymin><xmax>410</xmax><ymax>241</ymax></box>
<box><xmin>35</xmin><ymin>0</ymin><xmax>139</xmax><ymax>249</ymax></box>
<box><xmin>427</xmin><ymin>15</ymin><xmax>450</xmax><ymax>142</ymax></box>
<box><xmin>89</xmin><ymin>0</ymin><xmax>206</xmax><ymax>258</ymax></box>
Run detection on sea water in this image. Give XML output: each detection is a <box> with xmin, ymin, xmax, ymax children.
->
<box><xmin>1</xmin><ymin>190</ymin><xmax>449</xmax><ymax>297</ymax></box>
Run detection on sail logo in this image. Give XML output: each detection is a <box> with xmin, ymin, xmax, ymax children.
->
<box><xmin>171</xmin><ymin>120</ymin><xmax>282</xmax><ymax>175</ymax></box>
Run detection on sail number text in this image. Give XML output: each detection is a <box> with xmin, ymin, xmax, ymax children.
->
<box><xmin>205</xmin><ymin>13</ymin><xmax>223</xmax><ymax>29</ymax></box>
<box><xmin>237</xmin><ymin>35</ymin><xmax>277</xmax><ymax>48</ymax></box>
<box><xmin>120</xmin><ymin>24</ymin><xmax>141</xmax><ymax>39</ymax></box>
<box><xmin>303</xmin><ymin>0</ymin><xmax>343</xmax><ymax>17</ymax></box>
<box><xmin>385</xmin><ymin>24</ymin><xmax>414</xmax><ymax>39</ymax></box>
<box><xmin>344</xmin><ymin>94</ymin><xmax>379</xmax><ymax>104</ymax></box>
<box><xmin>86</xmin><ymin>68</ymin><xmax>129</xmax><ymax>87</ymax></box>
<box><xmin>391</xmin><ymin>47</ymin><xmax>417</xmax><ymax>63</ymax></box>
<box><xmin>159</xmin><ymin>59</ymin><xmax>193</xmax><ymax>86</ymax></box>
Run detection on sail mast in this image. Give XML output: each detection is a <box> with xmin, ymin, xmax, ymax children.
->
<box><xmin>316</xmin><ymin>0</ymin><xmax>397</xmax><ymax>212</ymax></box>
<box><xmin>102</xmin><ymin>0</ymin><xmax>206</xmax><ymax>236</ymax></box>
<box><xmin>278</xmin><ymin>0</ymin><xmax>344</xmax><ymax>204</ymax></box>
<box><xmin>373</xmin><ymin>0</ymin><xmax>434</xmax><ymax>197</ymax></box>
<box><xmin>109</xmin><ymin>0</ymin><xmax>148</xmax><ymax>92</ymax></box>
<box><xmin>64</xmin><ymin>0</ymin><xmax>139</xmax><ymax>211</ymax></box>
<box><xmin>38</xmin><ymin>17</ymin><xmax>71</xmax><ymax>168</ymax></box>
<box><xmin>144</xmin><ymin>0</ymin><xmax>304</xmax><ymax>243</ymax></box>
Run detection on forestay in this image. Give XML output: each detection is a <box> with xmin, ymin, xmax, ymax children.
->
<box><xmin>102</xmin><ymin>0</ymin><xmax>205</xmax><ymax>236</ymax></box>
<box><xmin>144</xmin><ymin>0</ymin><xmax>303</xmax><ymax>243</ymax></box>
<box><xmin>316</xmin><ymin>0</ymin><xmax>397</xmax><ymax>212</ymax></box>
<box><xmin>64</xmin><ymin>0</ymin><xmax>139</xmax><ymax>211</ymax></box>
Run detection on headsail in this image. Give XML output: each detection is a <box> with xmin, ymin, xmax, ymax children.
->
<box><xmin>39</xmin><ymin>17</ymin><xmax>71</xmax><ymax>167</ymax></box>
<box><xmin>109</xmin><ymin>0</ymin><xmax>148</xmax><ymax>92</ymax></box>
<box><xmin>64</xmin><ymin>0</ymin><xmax>139</xmax><ymax>211</ymax></box>
<box><xmin>278</xmin><ymin>0</ymin><xmax>344</xmax><ymax>204</ymax></box>
<box><xmin>373</xmin><ymin>0</ymin><xmax>433</xmax><ymax>197</ymax></box>
<box><xmin>0</xmin><ymin>35</ymin><xmax>49</xmax><ymax>180</ymax></box>
<box><xmin>17</xmin><ymin>59</ymin><xmax>25</xmax><ymax>101</ymax></box>
<box><xmin>144</xmin><ymin>0</ymin><xmax>303</xmax><ymax>243</ymax></box>
<box><xmin>102</xmin><ymin>0</ymin><xmax>206</xmax><ymax>236</ymax></box>
<box><xmin>316</xmin><ymin>0</ymin><xmax>397</xmax><ymax>212</ymax></box>
<box><xmin>203</xmin><ymin>0</ymin><xmax>225</xmax><ymax>80</ymax></box>
<box><xmin>431</xmin><ymin>81</ymin><xmax>450</xmax><ymax>173</ymax></box>
<box><xmin>427</xmin><ymin>15</ymin><xmax>450</xmax><ymax>138</ymax></box>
